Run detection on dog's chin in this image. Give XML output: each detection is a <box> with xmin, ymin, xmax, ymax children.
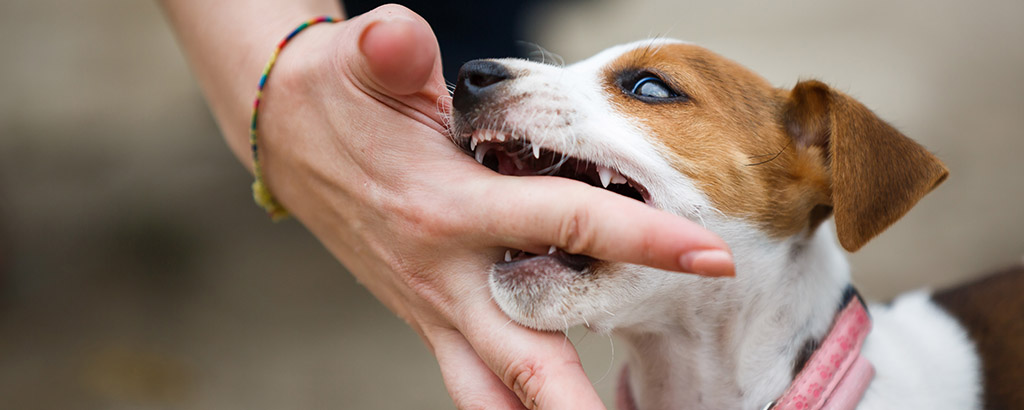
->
<box><xmin>488</xmin><ymin>252</ymin><xmax>602</xmax><ymax>331</ymax></box>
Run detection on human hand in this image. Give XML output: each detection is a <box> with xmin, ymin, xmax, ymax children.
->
<box><xmin>256</xmin><ymin>5</ymin><xmax>733</xmax><ymax>409</ymax></box>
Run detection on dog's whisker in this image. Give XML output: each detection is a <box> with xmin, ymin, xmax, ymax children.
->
<box><xmin>470</xmin><ymin>281</ymin><xmax>492</xmax><ymax>297</ymax></box>
<box><xmin>745</xmin><ymin>141</ymin><xmax>791</xmax><ymax>167</ymax></box>
<box><xmin>496</xmin><ymin>318</ymin><xmax>516</xmax><ymax>334</ymax></box>
<box><xmin>521</xmin><ymin>41</ymin><xmax>563</xmax><ymax>67</ymax></box>
<box><xmin>577</xmin><ymin>326</ymin><xmax>590</xmax><ymax>344</ymax></box>
<box><xmin>561</xmin><ymin>317</ymin><xmax>571</xmax><ymax>351</ymax></box>
<box><xmin>591</xmin><ymin>334</ymin><xmax>617</xmax><ymax>387</ymax></box>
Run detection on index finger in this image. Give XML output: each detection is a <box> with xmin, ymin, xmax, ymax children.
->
<box><xmin>464</xmin><ymin>174</ymin><xmax>735</xmax><ymax>277</ymax></box>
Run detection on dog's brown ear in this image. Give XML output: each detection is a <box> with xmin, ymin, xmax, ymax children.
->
<box><xmin>783</xmin><ymin>80</ymin><xmax>948</xmax><ymax>252</ymax></box>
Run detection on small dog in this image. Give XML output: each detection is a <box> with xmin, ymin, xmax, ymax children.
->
<box><xmin>449</xmin><ymin>39</ymin><xmax>1010</xmax><ymax>409</ymax></box>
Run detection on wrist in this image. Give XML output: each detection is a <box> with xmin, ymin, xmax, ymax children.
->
<box><xmin>162</xmin><ymin>1</ymin><xmax>343</xmax><ymax>169</ymax></box>
<box><xmin>250</xmin><ymin>18</ymin><xmax>342</xmax><ymax>219</ymax></box>
<box><xmin>227</xmin><ymin>15</ymin><xmax>344</xmax><ymax>168</ymax></box>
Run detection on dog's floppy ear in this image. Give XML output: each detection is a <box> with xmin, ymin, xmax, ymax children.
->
<box><xmin>783</xmin><ymin>80</ymin><xmax>948</xmax><ymax>252</ymax></box>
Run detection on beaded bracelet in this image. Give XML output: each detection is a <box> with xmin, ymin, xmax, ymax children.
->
<box><xmin>250</xmin><ymin>16</ymin><xmax>339</xmax><ymax>221</ymax></box>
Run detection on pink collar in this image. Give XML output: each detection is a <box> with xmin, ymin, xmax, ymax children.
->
<box><xmin>616</xmin><ymin>289</ymin><xmax>874</xmax><ymax>410</ymax></box>
<box><xmin>766</xmin><ymin>289</ymin><xmax>874</xmax><ymax>410</ymax></box>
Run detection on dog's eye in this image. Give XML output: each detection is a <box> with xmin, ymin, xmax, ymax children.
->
<box><xmin>618</xmin><ymin>70</ymin><xmax>688</xmax><ymax>103</ymax></box>
<box><xmin>631</xmin><ymin>77</ymin><xmax>676</xmax><ymax>98</ymax></box>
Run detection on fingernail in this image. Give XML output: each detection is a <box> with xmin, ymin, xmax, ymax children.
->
<box><xmin>679</xmin><ymin>250</ymin><xmax>735</xmax><ymax>277</ymax></box>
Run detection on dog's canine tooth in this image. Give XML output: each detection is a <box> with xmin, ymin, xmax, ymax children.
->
<box><xmin>548</xmin><ymin>246</ymin><xmax>557</xmax><ymax>255</ymax></box>
<box><xmin>532</xmin><ymin>144</ymin><xmax>541</xmax><ymax>159</ymax></box>
<box><xmin>598</xmin><ymin>166</ymin><xmax>614</xmax><ymax>188</ymax></box>
<box><xmin>475</xmin><ymin>145</ymin><xmax>488</xmax><ymax>164</ymax></box>
<box><xmin>504</xmin><ymin>250</ymin><xmax>512</xmax><ymax>262</ymax></box>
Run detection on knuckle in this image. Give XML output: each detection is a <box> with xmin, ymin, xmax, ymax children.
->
<box><xmin>399</xmin><ymin>265</ymin><xmax>461</xmax><ymax>324</ymax></box>
<box><xmin>559</xmin><ymin>207</ymin><xmax>596</xmax><ymax>255</ymax></box>
<box><xmin>395</xmin><ymin>193</ymin><xmax>459</xmax><ymax>239</ymax></box>
<box><xmin>502</xmin><ymin>358</ymin><xmax>545</xmax><ymax>409</ymax></box>
<box><xmin>403</xmin><ymin>267</ymin><xmax>440</xmax><ymax>299</ymax></box>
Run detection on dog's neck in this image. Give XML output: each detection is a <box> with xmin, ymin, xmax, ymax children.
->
<box><xmin>616</xmin><ymin>225</ymin><xmax>851</xmax><ymax>410</ymax></box>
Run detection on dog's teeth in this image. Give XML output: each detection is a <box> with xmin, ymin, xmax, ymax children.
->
<box><xmin>548</xmin><ymin>246</ymin><xmax>557</xmax><ymax>255</ymax></box>
<box><xmin>611</xmin><ymin>173</ymin><xmax>627</xmax><ymax>185</ymax></box>
<box><xmin>496</xmin><ymin>132</ymin><xmax>506</xmax><ymax>142</ymax></box>
<box><xmin>475</xmin><ymin>145</ymin><xmax>488</xmax><ymax>164</ymax></box>
<box><xmin>598</xmin><ymin>166</ymin><xmax>613</xmax><ymax>188</ymax></box>
<box><xmin>504</xmin><ymin>250</ymin><xmax>512</xmax><ymax>262</ymax></box>
<box><xmin>532</xmin><ymin>144</ymin><xmax>541</xmax><ymax>159</ymax></box>
<box><xmin>470</xmin><ymin>138</ymin><xmax>478</xmax><ymax>151</ymax></box>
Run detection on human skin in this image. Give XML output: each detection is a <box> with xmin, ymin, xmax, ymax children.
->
<box><xmin>158</xmin><ymin>1</ymin><xmax>734</xmax><ymax>408</ymax></box>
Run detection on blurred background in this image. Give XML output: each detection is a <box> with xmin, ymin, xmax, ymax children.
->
<box><xmin>1</xmin><ymin>0</ymin><xmax>1021</xmax><ymax>408</ymax></box>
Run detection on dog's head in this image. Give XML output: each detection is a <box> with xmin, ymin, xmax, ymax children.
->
<box><xmin>450</xmin><ymin>39</ymin><xmax>947</xmax><ymax>332</ymax></box>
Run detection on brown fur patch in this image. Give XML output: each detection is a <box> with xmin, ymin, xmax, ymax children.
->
<box><xmin>602</xmin><ymin>44</ymin><xmax>947</xmax><ymax>249</ymax></box>
<box><xmin>934</xmin><ymin>265</ymin><xmax>1024</xmax><ymax>410</ymax></box>
<box><xmin>601</xmin><ymin>44</ymin><xmax>832</xmax><ymax>238</ymax></box>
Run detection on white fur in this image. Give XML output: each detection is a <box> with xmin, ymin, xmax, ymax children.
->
<box><xmin>859</xmin><ymin>292</ymin><xmax>981</xmax><ymax>409</ymax></box>
<box><xmin>478</xmin><ymin>40</ymin><xmax>980</xmax><ymax>410</ymax></box>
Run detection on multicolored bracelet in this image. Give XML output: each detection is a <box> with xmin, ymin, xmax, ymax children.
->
<box><xmin>250</xmin><ymin>16</ymin><xmax>339</xmax><ymax>221</ymax></box>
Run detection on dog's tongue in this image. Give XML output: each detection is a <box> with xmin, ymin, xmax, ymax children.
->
<box><xmin>616</xmin><ymin>364</ymin><xmax>638</xmax><ymax>410</ymax></box>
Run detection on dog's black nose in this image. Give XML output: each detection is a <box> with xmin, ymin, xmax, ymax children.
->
<box><xmin>453</xmin><ymin>60</ymin><xmax>512</xmax><ymax>113</ymax></box>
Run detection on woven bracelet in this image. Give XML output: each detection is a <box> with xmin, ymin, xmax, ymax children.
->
<box><xmin>250</xmin><ymin>16</ymin><xmax>339</xmax><ymax>221</ymax></box>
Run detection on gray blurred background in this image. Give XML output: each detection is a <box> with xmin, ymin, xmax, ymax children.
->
<box><xmin>1</xmin><ymin>0</ymin><xmax>1021</xmax><ymax>409</ymax></box>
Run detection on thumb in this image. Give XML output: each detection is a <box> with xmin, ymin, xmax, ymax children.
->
<box><xmin>345</xmin><ymin>4</ymin><xmax>444</xmax><ymax>97</ymax></box>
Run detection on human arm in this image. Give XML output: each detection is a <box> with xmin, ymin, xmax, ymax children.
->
<box><xmin>158</xmin><ymin>1</ymin><xmax>733</xmax><ymax>408</ymax></box>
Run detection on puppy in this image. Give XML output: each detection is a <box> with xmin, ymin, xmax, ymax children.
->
<box><xmin>449</xmin><ymin>39</ymin><xmax>990</xmax><ymax>410</ymax></box>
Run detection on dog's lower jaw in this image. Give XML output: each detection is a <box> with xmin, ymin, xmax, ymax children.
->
<box><xmin>614</xmin><ymin>226</ymin><xmax>852</xmax><ymax>410</ymax></box>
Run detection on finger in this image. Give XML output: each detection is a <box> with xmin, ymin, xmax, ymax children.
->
<box><xmin>338</xmin><ymin>4</ymin><xmax>447</xmax><ymax>116</ymax></box>
<box><xmin>466</xmin><ymin>174</ymin><xmax>735</xmax><ymax>277</ymax></box>
<box><xmin>453</xmin><ymin>303</ymin><xmax>609</xmax><ymax>410</ymax></box>
<box><xmin>356</xmin><ymin>7</ymin><xmax>439</xmax><ymax>96</ymax></box>
<box><xmin>430</xmin><ymin>327</ymin><xmax>527</xmax><ymax>410</ymax></box>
